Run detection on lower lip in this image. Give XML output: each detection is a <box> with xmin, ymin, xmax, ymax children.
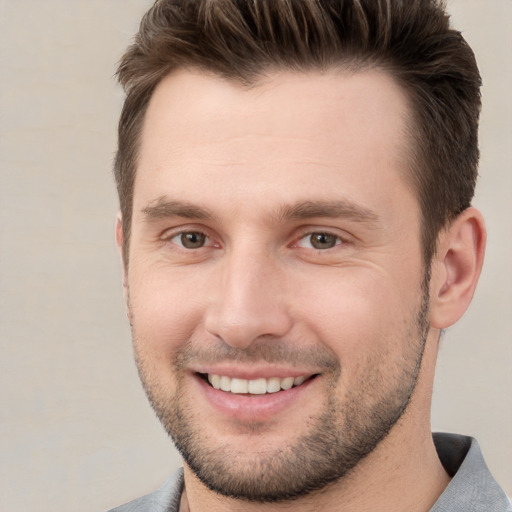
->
<box><xmin>193</xmin><ymin>374</ymin><xmax>316</xmax><ymax>422</ymax></box>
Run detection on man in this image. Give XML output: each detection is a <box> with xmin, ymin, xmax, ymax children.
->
<box><xmin>109</xmin><ymin>0</ymin><xmax>509</xmax><ymax>510</ymax></box>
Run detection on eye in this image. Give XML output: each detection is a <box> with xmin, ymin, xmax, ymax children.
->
<box><xmin>171</xmin><ymin>231</ymin><xmax>208</xmax><ymax>249</ymax></box>
<box><xmin>297</xmin><ymin>232</ymin><xmax>342</xmax><ymax>250</ymax></box>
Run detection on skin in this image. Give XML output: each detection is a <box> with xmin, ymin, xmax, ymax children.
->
<box><xmin>117</xmin><ymin>68</ymin><xmax>486</xmax><ymax>512</ymax></box>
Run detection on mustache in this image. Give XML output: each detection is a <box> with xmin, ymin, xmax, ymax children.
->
<box><xmin>173</xmin><ymin>337</ymin><xmax>341</xmax><ymax>373</ymax></box>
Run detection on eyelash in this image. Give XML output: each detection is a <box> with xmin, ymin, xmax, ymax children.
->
<box><xmin>294</xmin><ymin>231</ymin><xmax>345</xmax><ymax>250</ymax></box>
<box><xmin>162</xmin><ymin>227</ymin><xmax>347</xmax><ymax>252</ymax></box>
<box><xmin>164</xmin><ymin>229</ymin><xmax>215</xmax><ymax>250</ymax></box>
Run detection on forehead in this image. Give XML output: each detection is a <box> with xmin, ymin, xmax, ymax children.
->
<box><xmin>141</xmin><ymin>67</ymin><xmax>411</xmax><ymax>153</ymax></box>
<box><xmin>135</xmin><ymin>68</ymin><xmax>415</xmax><ymax>220</ymax></box>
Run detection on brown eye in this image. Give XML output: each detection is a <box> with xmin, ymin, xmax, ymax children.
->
<box><xmin>308</xmin><ymin>232</ymin><xmax>339</xmax><ymax>250</ymax></box>
<box><xmin>179</xmin><ymin>232</ymin><xmax>206</xmax><ymax>249</ymax></box>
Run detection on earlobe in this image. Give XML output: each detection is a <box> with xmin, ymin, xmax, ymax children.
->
<box><xmin>429</xmin><ymin>207</ymin><xmax>486</xmax><ymax>329</ymax></box>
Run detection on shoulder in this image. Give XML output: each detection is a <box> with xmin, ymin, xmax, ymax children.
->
<box><xmin>107</xmin><ymin>468</ymin><xmax>184</xmax><ymax>512</ymax></box>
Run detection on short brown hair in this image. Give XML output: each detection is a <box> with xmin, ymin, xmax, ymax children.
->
<box><xmin>115</xmin><ymin>0</ymin><xmax>481</xmax><ymax>265</ymax></box>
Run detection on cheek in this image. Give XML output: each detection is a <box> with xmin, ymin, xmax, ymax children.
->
<box><xmin>128</xmin><ymin>266</ymin><xmax>209</xmax><ymax>358</ymax></box>
<box><xmin>291</xmin><ymin>267</ymin><xmax>421</xmax><ymax>364</ymax></box>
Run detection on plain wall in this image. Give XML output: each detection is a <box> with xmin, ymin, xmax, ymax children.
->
<box><xmin>0</xmin><ymin>1</ymin><xmax>510</xmax><ymax>510</ymax></box>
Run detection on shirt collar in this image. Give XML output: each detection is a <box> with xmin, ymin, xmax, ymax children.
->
<box><xmin>430</xmin><ymin>433</ymin><xmax>510</xmax><ymax>511</ymax></box>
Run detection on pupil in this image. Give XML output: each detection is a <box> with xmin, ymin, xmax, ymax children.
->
<box><xmin>181</xmin><ymin>232</ymin><xmax>205</xmax><ymax>248</ymax></box>
<box><xmin>311</xmin><ymin>233</ymin><xmax>336</xmax><ymax>249</ymax></box>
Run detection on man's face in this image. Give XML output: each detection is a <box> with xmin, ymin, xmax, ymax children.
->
<box><xmin>123</xmin><ymin>69</ymin><xmax>431</xmax><ymax>501</ymax></box>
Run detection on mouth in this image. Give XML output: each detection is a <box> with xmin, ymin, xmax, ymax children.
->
<box><xmin>199</xmin><ymin>373</ymin><xmax>318</xmax><ymax>395</ymax></box>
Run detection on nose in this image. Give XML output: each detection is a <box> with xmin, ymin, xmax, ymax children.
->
<box><xmin>204</xmin><ymin>249</ymin><xmax>293</xmax><ymax>349</ymax></box>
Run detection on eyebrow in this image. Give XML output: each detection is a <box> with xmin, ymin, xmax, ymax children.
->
<box><xmin>141</xmin><ymin>197</ymin><xmax>214</xmax><ymax>221</ymax></box>
<box><xmin>271</xmin><ymin>200</ymin><xmax>380</xmax><ymax>226</ymax></box>
<box><xmin>141</xmin><ymin>197</ymin><xmax>379</xmax><ymax>227</ymax></box>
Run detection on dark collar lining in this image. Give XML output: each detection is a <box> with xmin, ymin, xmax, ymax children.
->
<box><xmin>433</xmin><ymin>432</ymin><xmax>472</xmax><ymax>477</ymax></box>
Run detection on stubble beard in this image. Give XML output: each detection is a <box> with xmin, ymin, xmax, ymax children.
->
<box><xmin>130</xmin><ymin>279</ymin><xmax>431</xmax><ymax>503</ymax></box>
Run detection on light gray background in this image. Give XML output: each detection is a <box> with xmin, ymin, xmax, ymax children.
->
<box><xmin>0</xmin><ymin>1</ymin><xmax>510</xmax><ymax>510</ymax></box>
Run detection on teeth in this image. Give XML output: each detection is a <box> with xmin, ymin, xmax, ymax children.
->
<box><xmin>280</xmin><ymin>377</ymin><xmax>294</xmax><ymax>390</ymax></box>
<box><xmin>206</xmin><ymin>374</ymin><xmax>309</xmax><ymax>394</ymax></box>
<box><xmin>266</xmin><ymin>377</ymin><xmax>281</xmax><ymax>393</ymax></box>
<box><xmin>247</xmin><ymin>378</ymin><xmax>266</xmax><ymax>394</ymax></box>
<box><xmin>220</xmin><ymin>375</ymin><xmax>231</xmax><ymax>392</ymax></box>
<box><xmin>231</xmin><ymin>378</ymin><xmax>248</xmax><ymax>394</ymax></box>
<box><xmin>210</xmin><ymin>374</ymin><xmax>221</xmax><ymax>390</ymax></box>
<box><xmin>293</xmin><ymin>376</ymin><xmax>306</xmax><ymax>386</ymax></box>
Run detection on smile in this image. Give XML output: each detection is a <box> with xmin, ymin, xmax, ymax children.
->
<box><xmin>206</xmin><ymin>374</ymin><xmax>310</xmax><ymax>394</ymax></box>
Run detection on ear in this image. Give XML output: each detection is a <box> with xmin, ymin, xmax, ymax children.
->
<box><xmin>115</xmin><ymin>213</ymin><xmax>128</xmax><ymax>289</ymax></box>
<box><xmin>429</xmin><ymin>207</ymin><xmax>486</xmax><ymax>329</ymax></box>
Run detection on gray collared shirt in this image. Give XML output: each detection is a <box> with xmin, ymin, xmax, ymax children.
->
<box><xmin>431</xmin><ymin>433</ymin><xmax>510</xmax><ymax>511</ymax></box>
<box><xmin>109</xmin><ymin>433</ymin><xmax>510</xmax><ymax>511</ymax></box>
